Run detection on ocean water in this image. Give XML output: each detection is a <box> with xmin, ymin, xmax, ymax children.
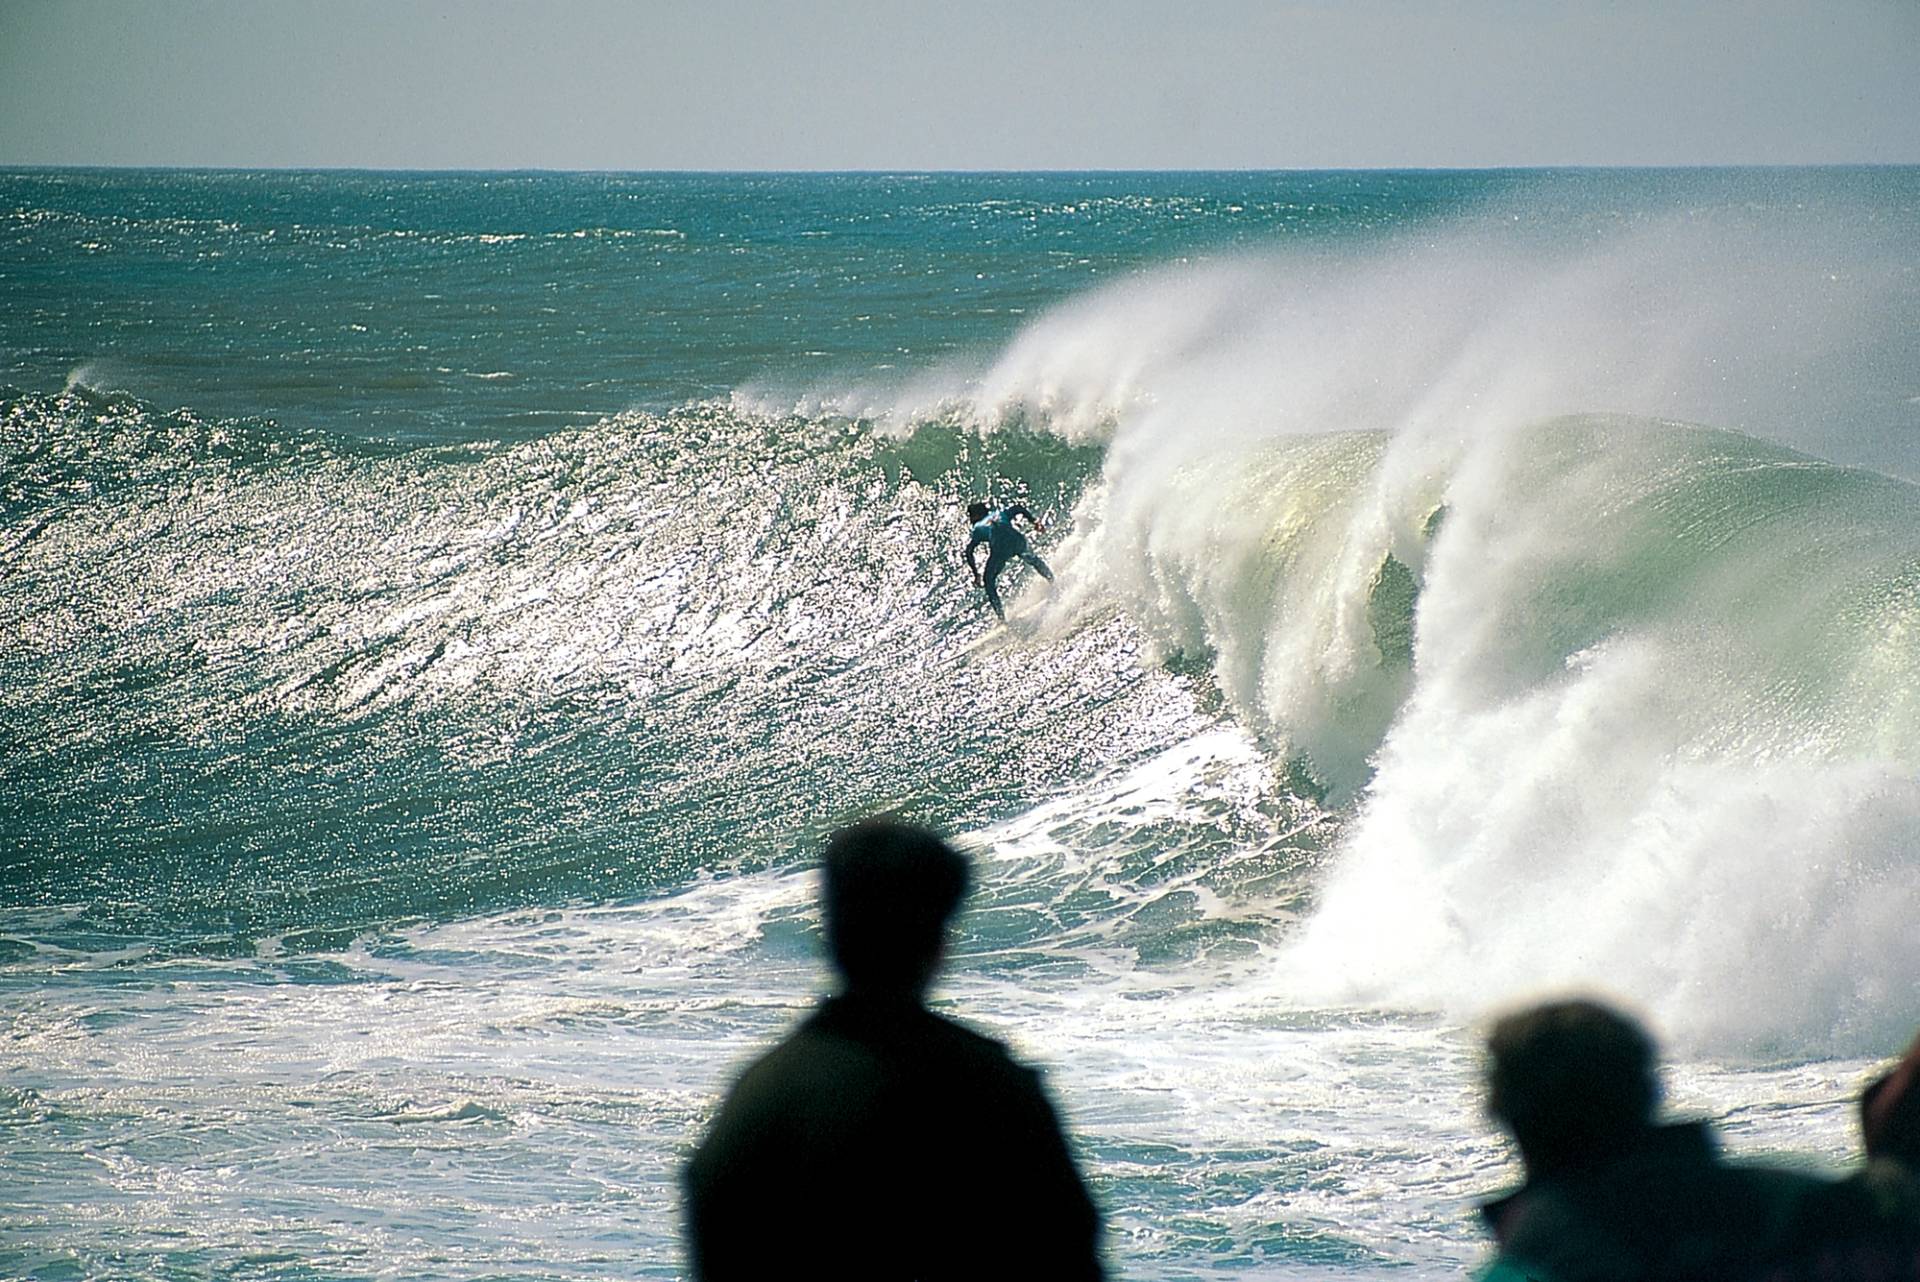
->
<box><xmin>4</xmin><ymin>167</ymin><xmax>1919</xmax><ymax>1279</ymax></box>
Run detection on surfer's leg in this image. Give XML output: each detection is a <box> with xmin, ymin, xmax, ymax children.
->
<box><xmin>1020</xmin><ymin>552</ymin><xmax>1053</xmax><ymax>581</ymax></box>
<box><xmin>983</xmin><ymin>557</ymin><xmax>1008</xmax><ymax>621</ymax></box>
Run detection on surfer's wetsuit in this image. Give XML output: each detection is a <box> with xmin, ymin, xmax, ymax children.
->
<box><xmin>966</xmin><ymin>505</ymin><xmax>1053</xmax><ymax>621</ymax></box>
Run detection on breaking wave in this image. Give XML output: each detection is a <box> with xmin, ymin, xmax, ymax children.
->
<box><xmin>859</xmin><ymin>207</ymin><xmax>1920</xmax><ymax>1057</ymax></box>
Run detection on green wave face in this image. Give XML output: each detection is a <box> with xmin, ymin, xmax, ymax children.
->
<box><xmin>1</xmin><ymin>388</ymin><xmax>1185</xmax><ymax>948</ymax></box>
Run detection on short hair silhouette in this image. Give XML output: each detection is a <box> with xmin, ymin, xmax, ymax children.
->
<box><xmin>1487</xmin><ymin>998</ymin><xmax>1659</xmax><ymax>1176</ymax></box>
<box><xmin>966</xmin><ymin>500</ymin><xmax>990</xmax><ymax>523</ymax></box>
<box><xmin>822</xmin><ymin>818</ymin><xmax>969</xmax><ymax>993</ymax></box>
<box><xmin>1480</xmin><ymin>1002</ymin><xmax>1849</xmax><ymax>1281</ymax></box>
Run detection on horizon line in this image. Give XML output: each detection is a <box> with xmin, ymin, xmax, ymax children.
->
<box><xmin>5</xmin><ymin>161</ymin><xmax>1920</xmax><ymax>178</ymax></box>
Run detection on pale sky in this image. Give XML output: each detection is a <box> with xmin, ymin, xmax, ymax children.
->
<box><xmin>1</xmin><ymin>0</ymin><xmax>1915</xmax><ymax>170</ymax></box>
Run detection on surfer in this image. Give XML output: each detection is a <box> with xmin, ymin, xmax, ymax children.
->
<box><xmin>965</xmin><ymin>500</ymin><xmax>1053</xmax><ymax>622</ymax></box>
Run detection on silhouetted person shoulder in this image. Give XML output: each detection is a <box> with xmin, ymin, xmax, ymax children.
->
<box><xmin>683</xmin><ymin>819</ymin><xmax>1104</xmax><ymax>1281</ymax></box>
<box><xmin>1477</xmin><ymin>999</ymin><xmax>1828</xmax><ymax>1282</ymax></box>
<box><xmin>1765</xmin><ymin>1030</ymin><xmax>1920</xmax><ymax>1280</ymax></box>
<box><xmin>1857</xmin><ymin>1030</ymin><xmax>1920</xmax><ymax>1216</ymax></box>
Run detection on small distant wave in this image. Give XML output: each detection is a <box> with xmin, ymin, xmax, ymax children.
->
<box><xmin>62</xmin><ymin>361</ymin><xmax>127</xmax><ymax>397</ymax></box>
<box><xmin>374</xmin><ymin>1099</ymin><xmax>510</xmax><ymax>1126</ymax></box>
<box><xmin>6</xmin><ymin>215</ymin><xmax>690</xmax><ymax>256</ymax></box>
<box><xmin>454</xmin><ymin>227</ymin><xmax>681</xmax><ymax>247</ymax></box>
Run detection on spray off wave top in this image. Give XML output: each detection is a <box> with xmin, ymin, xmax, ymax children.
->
<box><xmin>854</xmin><ymin>205</ymin><xmax>1920</xmax><ymax>1057</ymax></box>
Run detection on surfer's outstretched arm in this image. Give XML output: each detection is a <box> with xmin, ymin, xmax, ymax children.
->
<box><xmin>965</xmin><ymin>540</ymin><xmax>984</xmax><ymax>586</ymax></box>
<box><xmin>1004</xmin><ymin>503</ymin><xmax>1045</xmax><ymax>534</ymax></box>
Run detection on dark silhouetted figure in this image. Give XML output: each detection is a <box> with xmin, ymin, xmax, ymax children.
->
<box><xmin>683</xmin><ymin>819</ymin><xmax>1104</xmax><ymax>1281</ymax></box>
<box><xmin>1477</xmin><ymin>999</ymin><xmax>1827</xmax><ymax>1282</ymax></box>
<box><xmin>965</xmin><ymin>500</ymin><xmax>1052</xmax><ymax>622</ymax></box>
<box><xmin>1766</xmin><ymin>1030</ymin><xmax>1920</xmax><ymax>1280</ymax></box>
<box><xmin>1864</xmin><ymin>1032</ymin><xmax>1920</xmax><ymax>1171</ymax></box>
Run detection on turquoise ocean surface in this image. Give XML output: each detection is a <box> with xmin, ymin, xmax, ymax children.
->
<box><xmin>5</xmin><ymin>168</ymin><xmax>1920</xmax><ymax>1278</ymax></box>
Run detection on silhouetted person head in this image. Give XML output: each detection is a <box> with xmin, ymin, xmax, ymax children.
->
<box><xmin>1486</xmin><ymin>998</ymin><xmax>1660</xmax><ymax>1178</ymax></box>
<box><xmin>966</xmin><ymin>500</ymin><xmax>990</xmax><ymax>524</ymax></box>
<box><xmin>822</xmin><ymin>818</ymin><xmax>970</xmax><ymax>999</ymax></box>
<box><xmin>1862</xmin><ymin>1031</ymin><xmax>1920</xmax><ymax>1167</ymax></box>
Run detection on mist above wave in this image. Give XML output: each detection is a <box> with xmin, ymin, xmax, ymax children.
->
<box><xmin>856</xmin><ymin>201</ymin><xmax>1920</xmax><ymax>1055</ymax></box>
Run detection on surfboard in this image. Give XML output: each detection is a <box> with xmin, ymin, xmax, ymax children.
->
<box><xmin>952</xmin><ymin>596</ymin><xmax>1048</xmax><ymax>665</ymax></box>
